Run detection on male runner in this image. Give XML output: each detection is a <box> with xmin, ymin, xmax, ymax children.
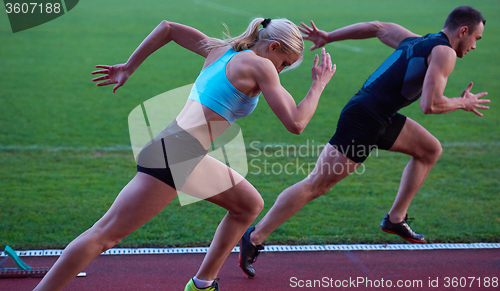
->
<box><xmin>239</xmin><ymin>6</ymin><xmax>489</xmax><ymax>278</ymax></box>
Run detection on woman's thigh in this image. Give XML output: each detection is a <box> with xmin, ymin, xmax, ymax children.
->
<box><xmin>181</xmin><ymin>155</ymin><xmax>262</xmax><ymax>213</ymax></box>
<box><xmin>92</xmin><ymin>173</ymin><xmax>178</xmax><ymax>239</ymax></box>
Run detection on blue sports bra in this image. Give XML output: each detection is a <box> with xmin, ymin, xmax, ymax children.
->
<box><xmin>188</xmin><ymin>48</ymin><xmax>261</xmax><ymax>123</ymax></box>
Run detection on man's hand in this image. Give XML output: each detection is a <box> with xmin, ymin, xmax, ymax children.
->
<box><xmin>299</xmin><ymin>21</ymin><xmax>329</xmax><ymax>51</ymax></box>
<box><xmin>461</xmin><ymin>82</ymin><xmax>490</xmax><ymax>116</ymax></box>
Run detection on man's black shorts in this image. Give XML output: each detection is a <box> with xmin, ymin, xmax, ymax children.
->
<box><xmin>329</xmin><ymin>100</ymin><xmax>407</xmax><ymax>164</ymax></box>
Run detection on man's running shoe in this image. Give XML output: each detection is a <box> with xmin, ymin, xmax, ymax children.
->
<box><xmin>239</xmin><ymin>226</ymin><xmax>264</xmax><ymax>278</ymax></box>
<box><xmin>184</xmin><ymin>278</ymin><xmax>220</xmax><ymax>291</ymax></box>
<box><xmin>380</xmin><ymin>213</ymin><xmax>426</xmax><ymax>243</ymax></box>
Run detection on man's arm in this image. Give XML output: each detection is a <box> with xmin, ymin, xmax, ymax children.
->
<box><xmin>420</xmin><ymin>45</ymin><xmax>490</xmax><ymax>116</ymax></box>
<box><xmin>299</xmin><ymin>21</ymin><xmax>419</xmax><ymax>50</ymax></box>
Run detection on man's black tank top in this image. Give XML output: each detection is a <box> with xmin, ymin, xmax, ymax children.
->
<box><xmin>349</xmin><ymin>32</ymin><xmax>452</xmax><ymax>125</ymax></box>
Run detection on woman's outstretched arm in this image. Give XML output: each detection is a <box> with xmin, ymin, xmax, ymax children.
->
<box><xmin>91</xmin><ymin>21</ymin><xmax>209</xmax><ymax>93</ymax></box>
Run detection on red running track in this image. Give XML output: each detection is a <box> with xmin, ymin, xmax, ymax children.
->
<box><xmin>2</xmin><ymin>249</ymin><xmax>499</xmax><ymax>290</ymax></box>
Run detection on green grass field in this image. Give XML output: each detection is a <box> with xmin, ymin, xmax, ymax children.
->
<box><xmin>1</xmin><ymin>0</ymin><xmax>499</xmax><ymax>250</ymax></box>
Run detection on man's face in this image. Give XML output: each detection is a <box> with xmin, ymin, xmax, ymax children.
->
<box><xmin>456</xmin><ymin>21</ymin><xmax>484</xmax><ymax>58</ymax></box>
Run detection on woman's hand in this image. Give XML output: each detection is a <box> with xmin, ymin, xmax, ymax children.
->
<box><xmin>91</xmin><ymin>64</ymin><xmax>131</xmax><ymax>94</ymax></box>
<box><xmin>311</xmin><ymin>47</ymin><xmax>336</xmax><ymax>88</ymax></box>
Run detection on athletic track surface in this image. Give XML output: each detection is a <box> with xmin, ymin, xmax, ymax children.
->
<box><xmin>1</xmin><ymin>245</ymin><xmax>499</xmax><ymax>290</ymax></box>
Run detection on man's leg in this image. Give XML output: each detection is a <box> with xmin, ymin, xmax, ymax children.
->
<box><xmin>382</xmin><ymin>117</ymin><xmax>442</xmax><ymax>240</ymax></box>
<box><xmin>239</xmin><ymin>143</ymin><xmax>359</xmax><ymax>277</ymax></box>
<box><xmin>252</xmin><ymin>143</ymin><xmax>359</xmax><ymax>244</ymax></box>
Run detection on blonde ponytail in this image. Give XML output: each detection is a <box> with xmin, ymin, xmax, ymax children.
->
<box><xmin>229</xmin><ymin>18</ymin><xmax>264</xmax><ymax>51</ymax></box>
<box><xmin>203</xmin><ymin>17</ymin><xmax>304</xmax><ymax>58</ymax></box>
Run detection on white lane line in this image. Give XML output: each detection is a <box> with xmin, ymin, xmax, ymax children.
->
<box><xmin>192</xmin><ymin>0</ymin><xmax>256</xmax><ymax>18</ymax></box>
<box><xmin>329</xmin><ymin>42</ymin><xmax>364</xmax><ymax>53</ymax></box>
<box><xmin>1</xmin><ymin>141</ymin><xmax>498</xmax><ymax>152</ymax></box>
<box><xmin>2</xmin><ymin>243</ymin><xmax>499</xmax><ymax>257</ymax></box>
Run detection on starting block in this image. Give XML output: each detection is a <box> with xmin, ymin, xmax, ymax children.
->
<box><xmin>0</xmin><ymin>245</ymin><xmax>48</xmax><ymax>278</ymax></box>
<box><xmin>0</xmin><ymin>246</ymin><xmax>85</xmax><ymax>278</ymax></box>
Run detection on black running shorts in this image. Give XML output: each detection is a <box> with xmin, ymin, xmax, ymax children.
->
<box><xmin>329</xmin><ymin>101</ymin><xmax>407</xmax><ymax>164</ymax></box>
<box><xmin>136</xmin><ymin>120</ymin><xmax>208</xmax><ymax>190</ymax></box>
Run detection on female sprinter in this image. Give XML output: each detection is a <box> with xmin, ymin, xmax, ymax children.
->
<box><xmin>34</xmin><ymin>18</ymin><xmax>335</xmax><ymax>291</ymax></box>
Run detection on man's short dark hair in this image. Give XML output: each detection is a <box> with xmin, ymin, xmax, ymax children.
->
<box><xmin>444</xmin><ymin>6</ymin><xmax>486</xmax><ymax>32</ymax></box>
